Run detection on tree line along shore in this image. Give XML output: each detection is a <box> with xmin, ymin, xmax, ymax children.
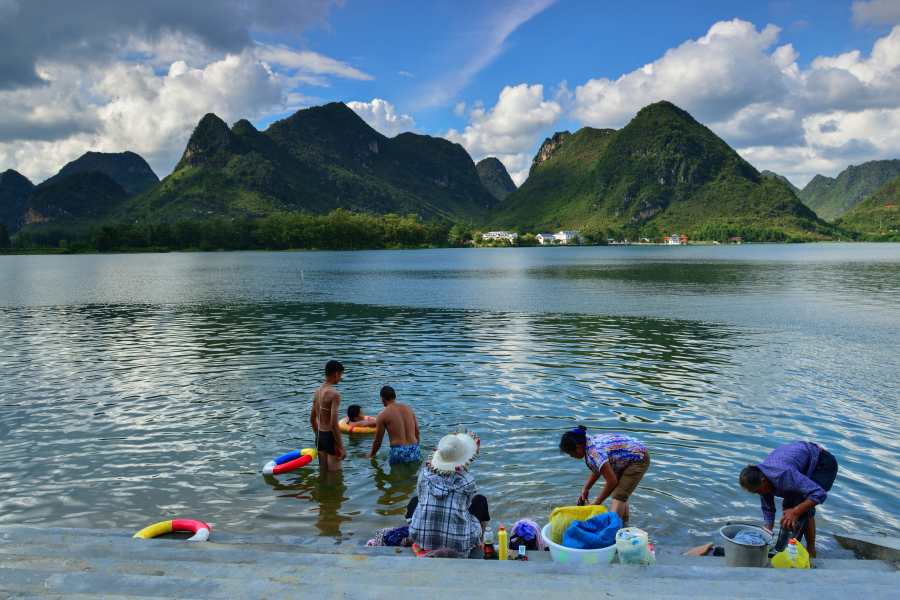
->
<box><xmin>2</xmin><ymin>209</ymin><xmax>889</xmax><ymax>256</ymax></box>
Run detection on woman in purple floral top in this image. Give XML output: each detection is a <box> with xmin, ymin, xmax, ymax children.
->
<box><xmin>559</xmin><ymin>425</ymin><xmax>650</xmax><ymax>521</ymax></box>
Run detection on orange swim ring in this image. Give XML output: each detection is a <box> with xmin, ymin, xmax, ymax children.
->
<box><xmin>339</xmin><ymin>415</ymin><xmax>377</xmax><ymax>434</ymax></box>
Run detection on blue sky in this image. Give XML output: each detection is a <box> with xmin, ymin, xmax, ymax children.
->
<box><xmin>2</xmin><ymin>0</ymin><xmax>900</xmax><ymax>187</ymax></box>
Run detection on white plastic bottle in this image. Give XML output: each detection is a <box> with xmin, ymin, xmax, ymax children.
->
<box><xmin>786</xmin><ymin>538</ymin><xmax>798</xmax><ymax>564</ymax></box>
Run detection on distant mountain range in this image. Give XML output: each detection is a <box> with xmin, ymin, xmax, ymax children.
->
<box><xmin>124</xmin><ymin>103</ymin><xmax>500</xmax><ymax>224</ymax></box>
<box><xmin>3</xmin><ymin>100</ymin><xmax>897</xmax><ymax>242</ymax></box>
<box><xmin>833</xmin><ymin>174</ymin><xmax>900</xmax><ymax>235</ymax></box>
<box><xmin>486</xmin><ymin>101</ymin><xmax>830</xmax><ymax>238</ymax></box>
<box><xmin>763</xmin><ymin>161</ymin><xmax>900</xmax><ymax>221</ymax></box>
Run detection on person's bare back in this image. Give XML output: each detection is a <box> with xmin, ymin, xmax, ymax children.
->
<box><xmin>379</xmin><ymin>401</ymin><xmax>418</xmax><ymax>446</ymax></box>
<box><xmin>364</xmin><ymin>386</ymin><xmax>421</xmax><ymax>463</ymax></box>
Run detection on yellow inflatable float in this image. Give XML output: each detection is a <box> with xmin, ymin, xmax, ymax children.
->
<box><xmin>339</xmin><ymin>415</ymin><xmax>377</xmax><ymax>433</ymax></box>
<box><xmin>133</xmin><ymin>519</ymin><xmax>210</xmax><ymax>541</ymax></box>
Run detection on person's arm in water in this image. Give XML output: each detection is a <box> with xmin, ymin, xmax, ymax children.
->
<box><xmin>414</xmin><ymin>415</ymin><xmax>420</xmax><ymax>446</ymax></box>
<box><xmin>582</xmin><ymin>463</ymin><xmax>618</xmax><ymax>506</ymax></box>
<box><xmin>364</xmin><ymin>416</ymin><xmax>387</xmax><ymax>459</ymax></box>
<box><xmin>347</xmin><ymin>416</ymin><xmax>373</xmax><ymax>427</ymax></box>
<box><xmin>577</xmin><ymin>470</ymin><xmax>602</xmax><ymax>504</ymax></box>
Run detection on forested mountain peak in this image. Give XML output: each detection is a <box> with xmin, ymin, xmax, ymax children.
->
<box><xmin>833</xmin><ymin>174</ymin><xmax>900</xmax><ymax>234</ymax></box>
<box><xmin>487</xmin><ymin>100</ymin><xmax>831</xmax><ymax>239</ymax></box>
<box><xmin>43</xmin><ymin>151</ymin><xmax>158</xmax><ymax>197</ymax></box>
<box><xmin>21</xmin><ymin>171</ymin><xmax>128</xmax><ymax>229</ymax></box>
<box><xmin>798</xmin><ymin>159</ymin><xmax>900</xmax><ymax>220</ymax></box>
<box><xmin>761</xmin><ymin>170</ymin><xmax>799</xmax><ymax>193</ymax></box>
<box><xmin>115</xmin><ymin>102</ymin><xmax>498</xmax><ymax>225</ymax></box>
<box><xmin>0</xmin><ymin>169</ymin><xmax>35</xmax><ymax>232</ymax></box>
<box><xmin>476</xmin><ymin>157</ymin><xmax>517</xmax><ymax>201</ymax></box>
<box><xmin>175</xmin><ymin>113</ymin><xmax>235</xmax><ymax>171</ymax></box>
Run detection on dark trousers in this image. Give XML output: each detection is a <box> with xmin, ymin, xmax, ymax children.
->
<box><xmin>782</xmin><ymin>449</ymin><xmax>839</xmax><ymax>518</ymax></box>
<box><xmin>406</xmin><ymin>494</ymin><xmax>490</xmax><ymax>522</ymax></box>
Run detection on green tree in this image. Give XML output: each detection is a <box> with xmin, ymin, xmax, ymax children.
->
<box><xmin>91</xmin><ymin>225</ymin><xmax>120</xmax><ymax>251</ymax></box>
<box><xmin>0</xmin><ymin>222</ymin><xmax>10</xmax><ymax>249</ymax></box>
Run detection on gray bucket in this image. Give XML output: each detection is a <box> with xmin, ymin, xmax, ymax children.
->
<box><xmin>719</xmin><ymin>524</ymin><xmax>773</xmax><ymax>568</ymax></box>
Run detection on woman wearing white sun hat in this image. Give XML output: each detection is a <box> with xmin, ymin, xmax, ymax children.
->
<box><xmin>407</xmin><ymin>429</ymin><xmax>490</xmax><ymax>558</ymax></box>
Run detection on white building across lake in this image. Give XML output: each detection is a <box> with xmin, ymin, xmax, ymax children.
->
<box><xmin>665</xmin><ymin>234</ymin><xmax>687</xmax><ymax>245</ymax></box>
<box><xmin>555</xmin><ymin>231</ymin><xmax>581</xmax><ymax>244</ymax></box>
<box><xmin>482</xmin><ymin>231</ymin><xmax>519</xmax><ymax>242</ymax></box>
<box><xmin>536</xmin><ymin>234</ymin><xmax>555</xmax><ymax>245</ymax></box>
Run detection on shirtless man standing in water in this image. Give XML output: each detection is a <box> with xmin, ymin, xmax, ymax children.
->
<box><xmin>310</xmin><ymin>360</ymin><xmax>346</xmax><ymax>471</ymax></box>
<box><xmin>364</xmin><ymin>386</ymin><xmax>420</xmax><ymax>463</ymax></box>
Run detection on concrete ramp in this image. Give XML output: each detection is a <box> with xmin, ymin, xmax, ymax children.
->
<box><xmin>1</xmin><ymin>526</ymin><xmax>897</xmax><ymax>599</ymax></box>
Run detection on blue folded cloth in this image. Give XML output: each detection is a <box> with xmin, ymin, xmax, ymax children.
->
<box><xmin>383</xmin><ymin>526</ymin><xmax>409</xmax><ymax>546</ymax></box>
<box><xmin>562</xmin><ymin>513</ymin><xmax>623</xmax><ymax>549</ymax></box>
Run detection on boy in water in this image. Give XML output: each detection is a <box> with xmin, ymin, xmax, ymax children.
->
<box><xmin>310</xmin><ymin>360</ymin><xmax>346</xmax><ymax>471</ymax></box>
<box><xmin>346</xmin><ymin>404</ymin><xmax>373</xmax><ymax>427</ymax></box>
<box><xmin>364</xmin><ymin>386</ymin><xmax>421</xmax><ymax>463</ymax></box>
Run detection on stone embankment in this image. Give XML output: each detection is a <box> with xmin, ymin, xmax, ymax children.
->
<box><xmin>0</xmin><ymin>525</ymin><xmax>897</xmax><ymax>598</ymax></box>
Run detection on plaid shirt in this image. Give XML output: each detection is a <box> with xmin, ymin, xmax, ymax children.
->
<box><xmin>408</xmin><ymin>469</ymin><xmax>482</xmax><ymax>552</ymax></box>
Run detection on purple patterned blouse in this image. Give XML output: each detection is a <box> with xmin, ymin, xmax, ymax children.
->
<box><xmin>756</xmin><ymin>441</ymin><xmax>826</xmax><ymax>526</ymax></box>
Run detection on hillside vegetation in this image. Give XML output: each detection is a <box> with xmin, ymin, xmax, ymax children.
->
<box><xmin>488</xmin><ymin>101</ymin><xmax>833</xmax><ymax>240</ymax></box>
<box><xmin>21</xmin><ymin>171</ymin><xmax>128</xmax><ymax>229</ymax></box>
<box><xmin>476</xmin><ymin>157</ymin><xmax>516</xmax><ymax>201</ymax></box>
<box><xmin>43</xmin><ymin>151</ymin><xmax>159</xmax><ymax>196</ymax></box>
<box><xmin>833</xmin><ymin>174</ymin><xmax>900</xmax><ymax>240</ymax></box>
<box><xmin>798</xmin><ymin>160</ymin><xmax>900</xmax><ymax>221</ymax></box>
<box><xmin>124</xmin><ymin>103</ymin><xmax>498</xmax><ymax>225</ymax></box>
<box><xmin>0</xmin><ymin>169</ymin><xmax>35</xmax><ymax>233</ymax></box>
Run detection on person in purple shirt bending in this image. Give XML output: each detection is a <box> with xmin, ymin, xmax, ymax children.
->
<box><xmin>739</xmin><ymin>441</ymin><xmax>839</xmax><ymax>558</ymax></box>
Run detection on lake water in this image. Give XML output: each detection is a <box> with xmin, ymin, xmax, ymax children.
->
<box><xmin>1</xmin><ymin>244</ymin><xmax>899</xmax><ymax>550</ymax></box>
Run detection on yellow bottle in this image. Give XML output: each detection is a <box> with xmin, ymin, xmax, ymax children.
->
<box><xmin>498</xmin><ymin>526</ymin><xmax>508</xmax><ymax>560</ymax></box>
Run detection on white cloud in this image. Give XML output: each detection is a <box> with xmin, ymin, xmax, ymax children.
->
<box><xmin>443</xmin><ymin>83</ymin><xmax>563</xmax><ymax>185</ymax></box>
<box><xmin>346</xmin><ymin>99</ymin><xmax>418</xmax><ymax>137</ymax></box>
<box><xmin>568</xmin><ymin>19</ymin><xmax>900</xmax><ymax>187</ymax></box>
<box><xmin>0</xmin><ymin>52</ymin><xmax>284</xmax><ymax>182</ymax></box>
<box><xmin>255</xmin><ymin>43</ymin><xmax>373</xmax><ymax>83</ymax></box>
<box><xmin>572</xmin><ymin>20</ymin><xmax>787</xmax><ymax>127</ymax></box>
<box><xmin>398</xmin><ymin>71</ymin><xmax>415</xmax><ymax>77</ymax></box>
<box><xmin>851</xmin><ymin>0</ymin><xmax>900</xmax><ymax>27</ymax></box>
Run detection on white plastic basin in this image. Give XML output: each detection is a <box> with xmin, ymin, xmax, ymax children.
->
<box><xmin>540</xmin><ymin>522</ymin><xmax>617</xmax><ymax>564</ymax></box>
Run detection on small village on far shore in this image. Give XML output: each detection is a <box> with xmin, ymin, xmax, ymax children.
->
<box><xmin>475</xmin><ymin>231</ymin><xmax>747</xmax><ymax>247</ymax></box>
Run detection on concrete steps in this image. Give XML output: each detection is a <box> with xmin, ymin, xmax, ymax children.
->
<box><xmin>1</xmin><ymin>526</ymin><xmax>896</xmax><ymax>599</ymax></box>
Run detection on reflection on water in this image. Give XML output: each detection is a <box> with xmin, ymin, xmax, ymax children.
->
<box><xmin>0</xmin><ymin>245</ymin><xmax>899</xmax><ymax>550</ymax></box>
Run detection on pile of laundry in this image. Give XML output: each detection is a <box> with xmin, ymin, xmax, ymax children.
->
<box><xmin>367</xmin><ymin>525</ymin><xmax>413</xmax><ymax>547</ymax></box>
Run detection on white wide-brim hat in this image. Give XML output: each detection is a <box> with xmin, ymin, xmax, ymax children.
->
<box><xmin>425</xmin><ymin>429</ymin><xmax>480</xmax><ymax>475</ymax></box>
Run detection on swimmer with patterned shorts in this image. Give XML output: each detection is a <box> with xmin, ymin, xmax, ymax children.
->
<box><xmin>364</xmin><ymin>386</ymin><xmax>421</xmax><ymax>463</ymax></box>
<box><xmin>389</xmin><ymin>444</ymin><xmax>421</xmax><ymax>463</ymax></box>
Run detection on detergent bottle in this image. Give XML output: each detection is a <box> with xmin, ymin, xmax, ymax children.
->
<box><xmin>786</xmin><ymin>539</ymin><xmax>798</xmax><ymax>564</ymax></box>
<box><xmin>498</xmin><ymin>526</ymin><xmax>508</xmax><ymax>560</ymax></box>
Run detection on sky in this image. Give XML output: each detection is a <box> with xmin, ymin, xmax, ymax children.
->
<box><xmin>1</xmin><ymin>0</ymin><xmax>900</xmax><ymax>188</ymax></box>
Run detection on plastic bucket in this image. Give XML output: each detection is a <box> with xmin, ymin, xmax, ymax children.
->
<box><xmin>540</xmin><ymin>523</ymin><xmax>617</xmax><ymax>564</ymax></box>
<box><xmin>719</xmin><ymin>524</ymin><xmax>773</xmax><ymax>568</ymax></box>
